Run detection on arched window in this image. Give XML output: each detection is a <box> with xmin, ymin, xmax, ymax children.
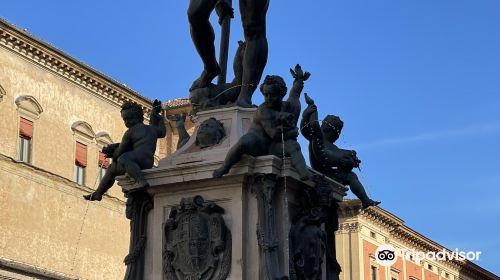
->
<box><xmin>71</xmin><ymin>121</ymin><xmax>96</xmax><ymax>185</ymax></box>
<box><xmin>15</xmin><ymin>95</ymin><xmax>43</xmax><ymax>163</ymax></box>
<box><xmin>15</xmin><ymin>95</ymin><xmax>44</xmax><ymax>119</ymax></box>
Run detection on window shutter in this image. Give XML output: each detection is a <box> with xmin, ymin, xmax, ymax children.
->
<box><xmin>19</xmin><ymin>118</ymin><xmax>33</xmax><ymax>139</ymax></box>
<box><xmin>75</xmin><ymin>142</ymin><xmax>87</xmax><ymax>167</ymax></box>
<box><xmin>98</xmin><ymin>152</ymin><xmax>110</xmax><ymax>169</ymax></box>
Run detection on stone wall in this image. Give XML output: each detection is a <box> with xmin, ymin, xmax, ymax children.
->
<box><xmin>0</xmin><ymin>155</ymin><xmax>128</xmax><ymax>279</ymax></box>
<box><xmin>0</xmin><ymin>19</ymin><xmax>165</xmax><ymax>279</ymax></box>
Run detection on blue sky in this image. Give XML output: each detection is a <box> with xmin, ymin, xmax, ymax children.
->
<box><xmin>2</xmin><ymin>0</ymin><xmax>499</xmax><ymax>275</ymax></box>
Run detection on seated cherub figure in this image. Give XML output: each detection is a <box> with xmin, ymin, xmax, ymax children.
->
<box><xmin>213</xmin><ymin>65</ymin><xmax>311</xmax><ymax>180</ymax></box>
<box><xmin>83</xmin><ymin>100</ymin><xmax>166</xmax><ymax>201</ymax></box>
<box><xmin>300</xmin><ymin>94</ymin><xmax>380</xmax><ymax>208</ymax></box>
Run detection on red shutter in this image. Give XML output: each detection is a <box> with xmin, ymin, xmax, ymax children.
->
<box><xmin>19</xmin><ymin>118</ymin><xmax>33</xmax><ymax>139</ymax></box>
<box><xmin>75</xmin><ymin>142</ymin><xmax>87</xmax><ymax>167</ymax></box>
<box><xmin>98</xmin><ymin>152</ymin><xmax>110</xmax><ymax>169</ymax></box>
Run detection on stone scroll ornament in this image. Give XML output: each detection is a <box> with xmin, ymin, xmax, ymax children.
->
<box><xmin>163</xmin><ymin>196</ymin><xmax>231</xmax><ymax>280</ymax></box>
<box><xmin>123</xmin><ymin>190</ymin><xmax>153</xmax><ymax>280</ymax></box>
<box><xmin>251</xmin><ymin>174</ymin><xmax>288</xmax><ymax>280</ymax></box>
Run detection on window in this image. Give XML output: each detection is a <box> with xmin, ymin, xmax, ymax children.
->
<box><xmin>71</xmin><ymin>122</ymin><xmax>96</xmax><ymax>185</ymax></box>
<box><xmin>74</xmin><ymin>164</ymin><xmax>85</xmax><ymax>185</ymax></box>
<box><xmin>371</xmin><ymin>266</ymin><xmax>377</xmax><ymax>280</ymax></box>
<box><xmin>15</xmin><ymin>95</ymin><xmax>43</xmax><ymax>164</ymax></box>
<box><xmin>74</xmin><ymin>142</ymin><xmax>87</xmax><ymax>185</ymax></box>
<box><xmin>18</xmin><ymin>118</ymin><xmax>33</xmax><ymax>163</ymax></box>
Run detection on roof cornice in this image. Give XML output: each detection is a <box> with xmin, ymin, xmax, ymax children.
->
<box><xmin>0</xmin><ymin>18</ymin><xmax>152</xmax><ymax>114</ymax></box>
<box><xmin>339</xmin><ymin>200</ymin><xmax>499</xmax><ymax>279</ymax></box>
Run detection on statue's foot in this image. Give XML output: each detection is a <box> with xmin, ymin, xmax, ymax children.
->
<box><xmin>235</xmin><ymin>97</ymin><xmax>254</xmax><ymax>108</ymax></box>
<box><xmin>83</xmin><ymin>192</ymin><xmax>102</xmax><ymax>201</ymax></box>
<box><xmin>213</xmin><ymin>167</ymin><xmax>229</xmax><ymax>178</ymax></box>
<box><xmin>190</xmin><ymin>66</ymin><xmax>221</xmax><ymax>91</ymax></box>
<box><xmin>362</xmin><ymin>199</ymin><xmax>381</xmax><ymax>209</ymax></box>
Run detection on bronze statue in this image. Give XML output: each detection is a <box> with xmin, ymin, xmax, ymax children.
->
<box><xmin>168</xmin><ymin>114</ymin><xmax>191</xmax><ymax>149</ymax></box>
<box><xmin>83</xmin><ymin>100</ymin><xmax>166</xmax><ymax>201</ymax></box>
<box><xmin>188</xmin><ymin>0</ymin><xmax>269</xmax><ymax>107</ymax></box>
<box><xmin>213</xmin><ymin>65</ymin><xmax>310</xmax><ymax>180</ymax></box>
<box><xmin>189</xmin><ymin>41</ymin><xmax>246</xmax><ymax>114</ymax></box>
<box><xmin>300</xmin><ymin>94</ymin><xmax>380</xmax><ymax>208</ymax></box>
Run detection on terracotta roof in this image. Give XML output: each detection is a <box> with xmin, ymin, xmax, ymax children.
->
<box><xmin>162</xmin><ymin>98</ymin><xmax>191</xmax><ymax>109</ymax></box>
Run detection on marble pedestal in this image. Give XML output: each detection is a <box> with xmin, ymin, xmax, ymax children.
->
<box><xmin>118</xmin><ymin>107</ymin><xmax>347</xmax><ymax>280</ymax></box>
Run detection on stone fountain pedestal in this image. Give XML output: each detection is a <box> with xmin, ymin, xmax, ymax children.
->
<box><xmin>118</xmin><ymin>107</ymin><xmax>347</xmax><ymax>280</ymax></box>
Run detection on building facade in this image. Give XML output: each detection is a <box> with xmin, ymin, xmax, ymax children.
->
<box><xmin>0</xmin><ymin>19</ymin><xmax>164</xmax><ymax>280</ymax></box>
<box><xmin>336</xmin><ymin>200</ymin><xmax>497</xmax><ymax>280</ymax></box>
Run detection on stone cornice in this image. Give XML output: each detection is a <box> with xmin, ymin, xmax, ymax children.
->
<box><xmin>337</xmin><ymin>221</ymin><xmax>361</xmax><ymax>234</ymax></box>
<box><xmin>0</xmin><ymin>18</ymin><xmax>152</xmax><ymax>115</ymax></box>
<box><xmin>339</xmin><ymin>199</ymin><xmax>404</xmax><ymax>232</ymax></box>
<box><xmin>0</xmin><ymin>153</ymin><xmax>125</xmax><ymax>209</ymax></box>
<box><xmin>0</xmin><ymin>257</ymin><xmax>78</xmax><ymax>280</ymax></box>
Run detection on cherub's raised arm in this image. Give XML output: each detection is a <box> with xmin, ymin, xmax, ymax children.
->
<box><xmin>150</xmin><ymin>99</ymin><xmax>167</xmax><ymax>138</ymax></box>
<box><xmin>287</xmin><ymin>64</ymin><xmax>310</xmax><ymax>124</ymax></box>
<box><xmin>168</xmin><ymin>114</ymin><xmax>190</xmax><ymax>149</ymax></box>
<box><xmin>300</xmin><ymin>93</ymin><xmax>318</xmax><ymax>141</ymax></box>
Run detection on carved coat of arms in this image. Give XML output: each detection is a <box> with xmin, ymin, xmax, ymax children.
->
<box><xmin>163</xmin><ymin>195</ymin><xmax>231</xmax><ymax>280</ymax></box>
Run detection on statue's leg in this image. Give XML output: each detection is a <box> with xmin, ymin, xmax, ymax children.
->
<box><xmin>236</xmin><ymin>0</ymin><xmax>269</xmax><ymax>107</ymax></box>
<box><xmin>83</xmin><ymin>163</ymin><xmax>123</xmax><ymax>201</ymax></box>
<box><xmin>118</xmin><ymin>152</ymin><xmax>149</xmax><ymax>189</ymax></box>
<box><xmin>285</xmin><ymin>141</ymin><xmax>310</xmax><ymax>180</ymax></box>
<box><xmin>188</xmin><ymin>0</ymin><xmax>221</xmax><ymax>90</ymax></box>
<box><xmin>343</xmin><ymin>172</ymin><xmax>380</xmax><ymax>208</ymax></box>
<box><xmin>213</xmin><ymin>133</ymin><xmax>267</xmax><ymax>177</ymax></box>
